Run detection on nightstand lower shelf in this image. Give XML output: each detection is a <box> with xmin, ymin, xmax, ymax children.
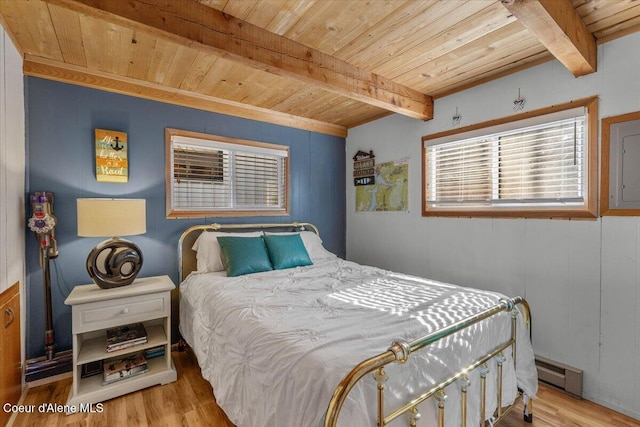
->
<box><xmin>77</xmin><ymin>324</ymin><xmax>167</xmax><ymax>365</ymax></box>
<box><xmin>66</xmin><ymin>356</ymin><xmax>177</xmax><ymax>410</ymax></box>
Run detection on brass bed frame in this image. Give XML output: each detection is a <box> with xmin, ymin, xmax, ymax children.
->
<box><xmin>177</xmin><ymin>222</ymin><xmax>534</xmax><ymax>427</ymax></box>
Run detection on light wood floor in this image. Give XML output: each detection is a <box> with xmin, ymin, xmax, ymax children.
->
<box><xmin>10</xmin><ymin>350</ymin><xmax>640</xmax><ymax>427</ymax></box>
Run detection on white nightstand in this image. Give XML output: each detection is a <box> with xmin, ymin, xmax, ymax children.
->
<box><xmin>64</xmin><ymin>275</ymin><xmax>177</xmax><ymax>410</ymax></box>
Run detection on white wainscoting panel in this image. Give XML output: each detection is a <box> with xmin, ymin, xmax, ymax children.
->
<box><xmin>600</xmin><ymin>217</ymin><xmax>639</xmax><ymax>415</ymax></box>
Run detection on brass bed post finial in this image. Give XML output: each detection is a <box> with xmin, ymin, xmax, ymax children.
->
<box><xmin>499</xmin><ymin>297</ymin><xmax>515</xmax><ymax>311</ymax></box>
<box><xmin>407</xmin><ymin>406</ymin><xmax>421</xmax><ymax>427</ymax></box>
<box><xmin>389</xmin><ymin>340</ymin><xmax>411</xmax><ymax>364</ymax></box>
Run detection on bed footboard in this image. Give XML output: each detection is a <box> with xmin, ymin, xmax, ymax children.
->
<box><xmin>324</xmin><ymin>297</ymin><xmax>533</xmax><ymax>427</ymax></box>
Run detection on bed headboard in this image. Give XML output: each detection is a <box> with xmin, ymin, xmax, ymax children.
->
<box><xmin>178</xmin><ymin>222</ymin><xmax>320</xmax><ymax>282</ymax></box>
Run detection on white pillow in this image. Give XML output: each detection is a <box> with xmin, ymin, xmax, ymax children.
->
<box><xmin>192</xmin><ymin>231</ymin><xmax>263</xmax><ymax>273</ymax></box>
<box><xmin>264</xmin><ymin>231</ymin><xmax>337</xmax><ymax>262</ymax></box>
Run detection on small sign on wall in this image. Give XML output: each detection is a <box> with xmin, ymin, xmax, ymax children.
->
<box><xmin>95</xmin><ymin>129</ymin><xmax>128</xmax><ymax>183</ymax></box>
<box><xmin>353</xmin><ymin>150</ymin><xmax>375</xmax><ymax>186</ymax></box>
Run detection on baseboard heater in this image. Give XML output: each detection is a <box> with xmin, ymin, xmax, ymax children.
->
<box><xmin>535</xmin><ymin>355</ymin><xmax>583</xmax><ymax>399</ymax></box>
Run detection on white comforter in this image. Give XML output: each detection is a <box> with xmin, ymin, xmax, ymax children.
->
<box><xmin>180</xmin><ymin>258</ymin><xmax>537</xmax><ymax>427</ymax></box>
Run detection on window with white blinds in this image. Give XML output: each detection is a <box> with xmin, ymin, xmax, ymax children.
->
<box><xmin>422</xmin><ymin>98</ymin><xmax>598</xmax><ymax>218</ymax></box>
<box><xmin>166</xmin><ymin>130</ymin><xmax>289</xmax><ymax>218</ymax></box>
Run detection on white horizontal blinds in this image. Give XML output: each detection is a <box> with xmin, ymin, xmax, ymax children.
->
<box><xmin>234</xmin><ymin>152</ymin><xmax>285</xmax><ymax>208</ymax></box>
<box><xmin>171</xmin><ymin>136</ymin><xmax>287</xmax><ymax>211</ymax></box>
<box><xmin>427</xmin><ymin>112</ymin><xmax>586</xmax><ymax>207</ymax></box>
<box><xmin>172</xmin><ymin>143</ymin><xmax>231</xmax><ymax>209</ymax></box>
<box><xmin>429</xmin><ymin>138</ymin><xmax>494</xmax><ymax>202</ymax></box>
<box><xmin>498</xmin><ymin>117</ymin><xmax>584</xmax><ymax>202</ymax></box>
<box><xmin>173</xmin><ymin>147</ymin><xmax>225</xmax><ymax>183</ymax></box>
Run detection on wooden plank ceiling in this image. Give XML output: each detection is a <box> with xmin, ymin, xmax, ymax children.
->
<box><xmin>1</xmin><ymin>0</ymin><xmax>639</xmax><ymax>137</ymax></box>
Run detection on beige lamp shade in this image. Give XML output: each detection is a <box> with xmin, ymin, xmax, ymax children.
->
<box><xmin>77</xmin><ymin>198</ymin><xmax>146</xmax><ymax>237</ymax></box>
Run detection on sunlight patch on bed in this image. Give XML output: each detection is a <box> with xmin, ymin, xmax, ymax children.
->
<box><xmin>327</xmin><ymin>277</ymin><xmax>447</xmax><ymax>316</ymax></box>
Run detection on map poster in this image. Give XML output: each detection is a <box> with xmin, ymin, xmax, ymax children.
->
<box><xmin>95</xmin><ymin>129</ymin><xmax>128</xmax><ymax>183</ymax></box>
<box><xmin>356</xmin><ymin>158</ymin><xmax>408</xmax><ymax>212</ymax></box>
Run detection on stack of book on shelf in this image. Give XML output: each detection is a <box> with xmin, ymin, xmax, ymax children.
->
<box><xmin>103</xmin><ymin>353</ymin><xmax>148</xmax><ymax>385</ymax></box>
<box><xmin>81</xmin><ymin>360</ymin><xmax>103</xmax><ymax>378</ymax></box>
<box><xmin>144</xmin><ymin>345</ymin><xmax>165</xmax><ymax>359</ymax></box>
<box><xmin>106</xmin><ymin>323</ymin><xmax>147</xmax><ymax>352</ymax></box>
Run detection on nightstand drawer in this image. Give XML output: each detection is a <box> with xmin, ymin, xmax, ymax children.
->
<box><xmin>72</xmin><ymin>292</ymin><xmax>169</xmax><ymax>333</ymax></box>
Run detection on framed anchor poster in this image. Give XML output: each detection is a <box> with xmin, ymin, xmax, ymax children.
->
<box><xmin>95</xmin><ymin>129</ymin><xmax>128</xmax><ymax>183</ymax></box>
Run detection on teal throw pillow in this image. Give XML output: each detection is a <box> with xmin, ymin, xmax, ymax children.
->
<box><xmin>217</xmin><ymin>236</ymin><xmax>273</xmax><ymax>277</ymax></box>
<box><xmin>263</xmin><ymin>233</ymin><xmax>313</xmax><ymax>270</ymax></box>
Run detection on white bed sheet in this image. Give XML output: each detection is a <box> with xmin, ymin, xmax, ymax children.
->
<box><xmin>179</xmin><ymin>258</ymin><xmax>537</xmax><ymax>427</ymax></box>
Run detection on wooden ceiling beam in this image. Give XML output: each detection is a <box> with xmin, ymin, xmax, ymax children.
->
<box><xmin>501</xmin><ymin>0</ymin><xmax>596</xmax><ymax>76</ymax></box>
<box><xmin>23</xmin><ymin>55</ymin><xmax>347</xmax><ymax>137</ymax></box>
<box><xmin>43</xmin><ymin>0</ymin><xmax>433</xmax><ymax>121</ymax></box>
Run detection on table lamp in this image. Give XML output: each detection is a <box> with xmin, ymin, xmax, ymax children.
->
<box><xmin>77</xmin><ymin>198</ymin><xmax>146</xmax><ymax>289</ymax></box>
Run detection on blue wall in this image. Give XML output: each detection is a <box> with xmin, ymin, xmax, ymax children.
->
<box><xmin>25</xmin><ymin>77</ymin><xmax>346</xmax><ymax>359</ymax></box>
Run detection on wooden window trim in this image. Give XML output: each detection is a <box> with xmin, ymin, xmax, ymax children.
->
<box><xmin>421</xmin><ymin>96</ymin><xmax>598</xmax><ymax>220</ymax></box>
<box><xmin>601</xmin><ymin>110</ymin><xmax>640</xmax><ymax>216</ymax></box>
<box><xmin>165</xmin><ymin>128</ymin><xmax>290</xmax><ymax>219</ymax></box>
